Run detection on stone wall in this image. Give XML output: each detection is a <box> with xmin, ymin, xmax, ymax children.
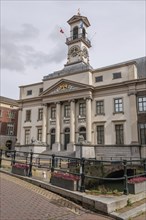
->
<box><xmin>95</xmin><ymin>145</ymin><xmax>141</xmax><ymax>160</ymax></box>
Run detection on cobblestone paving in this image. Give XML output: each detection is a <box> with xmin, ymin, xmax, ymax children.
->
<box><xmin>0</xmin><ymin>173</ymin><xmax>113</xmax><ymax>220</ymax></box>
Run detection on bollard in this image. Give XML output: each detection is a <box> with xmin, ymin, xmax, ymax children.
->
<box><xmin>28</xmin><ymin>150</ymin><xmax>33</xmax><ymax>177</ymax></box>
<box><xmin>51</xmin><ymin>154</ymin><xmax>55</xmax><ymax>174</ymax></box>
<box><xmin>0</xmin><ymin>149</ymin><xmax>2</xmax><ymax>168</ymax></box>
<box><xmin>11</xmin><ymin>150</ymin><xmax>16</xmax><ymax>166</ymax></box>
<box><xmin>123</xmin><ymin>160</ymin><xmax>129</xmax><ymax>195</ymax></box>
<box><xmin>143</xmin><ymin>159</ymin><xmax>146</xmax><ymax>175</ymax></box>
<box><xmin>80</xmin><ymin>157</ymin><xmax>85</xmax><ymax>192</ymax></box>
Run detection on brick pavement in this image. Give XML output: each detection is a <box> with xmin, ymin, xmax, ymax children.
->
<box><xmin>0</xmin><ymin>173</ymin><xmax>113</xmax><ymax>220</ymax></box>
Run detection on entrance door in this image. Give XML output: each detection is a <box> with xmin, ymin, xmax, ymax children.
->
<box><xmin>50</xmin><ymin>128</ymin><xmax>55</xmax><ymax>150</ymax></box>
<box><xmin>64</xmin><ymin>128</ymin><xmax>70</xmax><ymax>150</ymax></box>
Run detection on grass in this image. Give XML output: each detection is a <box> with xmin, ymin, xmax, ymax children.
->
<box><xmin>86</xmin><ymin>185</ymin><xmax>122</xmax><ymax>196</ymax></box>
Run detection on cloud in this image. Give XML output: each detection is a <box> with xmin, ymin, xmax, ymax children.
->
<box><xmin>1</xmin><ymin>24</ymin><xmax>67</xmax><ymax>72</ymax></box>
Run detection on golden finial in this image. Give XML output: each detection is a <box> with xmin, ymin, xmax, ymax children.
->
<box><xmin>77</xmin><ymin>8</ymin><xmax>81</xmax><ymax>16</ymax></box>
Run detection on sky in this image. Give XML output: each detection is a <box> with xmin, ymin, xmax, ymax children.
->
<box><xmin>1</xmin><ymin>0</ymin><xmax>145</xmax><ymax>100</ymax></box>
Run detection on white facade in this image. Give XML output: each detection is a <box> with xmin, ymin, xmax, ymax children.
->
<box><xmin>16</xmin><ymin>13</ymin><xmax>146</xmax><ymax>157</ymax></box>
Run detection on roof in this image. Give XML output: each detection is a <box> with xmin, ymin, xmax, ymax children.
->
<box><xmin>67</xmin><ymin>15</ymin><xmax>90</xmax><ymax>27</ymax></box>
<box><xmin>43</xmin><ymin>62</ymin><xmax>93</xmax><ymax>80</ymax></box>
<box><xmin>135</xmin><ymin>57</ymin><xmax>146</xmax><ymax>78</ymax></box>
<box><xmin>93</xmin><ymin>57</ymin><xmax>146</xmax><ymax>78</ymax></box>
<box><xmin>0</xmin><ymin>96</ymin><xmax>19</xmax><ymax>106</ymax></box>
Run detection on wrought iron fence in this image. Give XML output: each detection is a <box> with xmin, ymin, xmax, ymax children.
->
<box><xmin>0</xmin><ymin>149</ymin><xmax>146</xmax><ymax>195</ymax></box>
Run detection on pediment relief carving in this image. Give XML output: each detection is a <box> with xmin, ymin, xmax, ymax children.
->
<box><xmin>50</xmin><ymin>82</ymin><xmax>77</xmax><ymax>94</ymax></box>
<box><xmin>41</xmin><ymin>80</ymin><xmax>92</xmax><ymax>97</ymax></box>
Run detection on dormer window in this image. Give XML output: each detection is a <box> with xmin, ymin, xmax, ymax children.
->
<box><xmin>73</xmin><ymin>26</ymin><xmax>78</xmax><ymax>40</ymax></box>
<box><xmin>113</xmin><ymin>72</ymin><xmax>121</xmax><ymax>79</ymax></box>
<box><xmin>27</xmin><ymin>90</ymin><xmax>32</xmax><ymax>96</ymax></box>
<box><xmin>39</xmin><ymin>88</ymin><xmax>43</xmax><ymax>94</ymax></box>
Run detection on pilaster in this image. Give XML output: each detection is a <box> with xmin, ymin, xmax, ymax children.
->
<box><xmin>86</xmin><ymin>97</ymin><xmax>92</xmax><ymax>143</ymax></box>
<box><xmin>42</xmin><ymin>104</ymin><xmax>47</xmax><ymax>143</ymax></box>
<box><xmin>70</xmin><ymin>100</ymin><xmax>75</xmax><ymax>143</ymax></box>
<box><xmin>128</xmin><ymin>92</ymin><xmax>138</xmax><ymax>144</ymax></box>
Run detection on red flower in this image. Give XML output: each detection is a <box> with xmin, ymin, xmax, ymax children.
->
<box><xmin>52</xmin><ymin>172</ymin><xmax>80</xmax><ymax>181</ymax></box>
<box><xmin>12</xmin><ymin>163</ymin><xmax>29</xmax><ymax>169</ymax></box>
<box><xmin>128</xmin><ymin>177</ymin><xmax>146</xmax><ymax>183</ymax></box>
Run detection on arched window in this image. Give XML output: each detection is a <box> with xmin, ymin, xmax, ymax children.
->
<box><xmin>50</xmin><ymin>128</ymin><xmax>55</xmax><ymax>150</ymax></box>
<box><xmin>73</xmin><ymin>26</ymin><xmax>78</xmax><ymax>40</ymax></box>
<box><xmin>64</xmin><ymin>128</ymin><xmax>70</xmax><ymax>150</ymax></box>
<box><xmin>82</xmin><ymin>27</ymin><xmax>86</xmax><ymax>39</ymax></box>
<box><xmin>79</xmin><ymin>127</ymin><xmax>86</xmax><ymax>141</ymax></box>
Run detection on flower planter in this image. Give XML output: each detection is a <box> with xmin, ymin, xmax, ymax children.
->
<box><xmin>12</xmin><ymin>166</ymin><xmax>29</xmax><ymax>176</ymax></box>
<box><xmin>128</xmin><ymin>181</ymin><xmax>146</xmax><ymax>194</ymax></box>
<box><xmin>50</xmin><ymin>176</ymin><xmax>78</xmax><ymax>191</ymax></box>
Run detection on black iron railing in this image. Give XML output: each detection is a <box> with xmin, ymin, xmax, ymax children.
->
<box><xmin>0</xmin><ymin>149</ymin><xmax>146</xmax><ymax>195</ymax></box>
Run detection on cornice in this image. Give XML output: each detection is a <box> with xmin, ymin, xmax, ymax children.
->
<box><xmin>94</xmin><ymin>78</ymin><xmax>146</xmax><ymax>92</ymax></box>
<box><xmin>93</xmin><ymin>61</ymin><xmax>136</xmax><ymax>73</ymax></box>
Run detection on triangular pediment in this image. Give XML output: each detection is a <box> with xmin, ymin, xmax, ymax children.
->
<box><xmin>67</xmin><ymin>15</ymin><xmax>90</xmax><ymax>27</ymax></box>
<box><xmin>40</xmin><ymin>79</ymin><xmax>93</xmax><ymax>97</ymax></box>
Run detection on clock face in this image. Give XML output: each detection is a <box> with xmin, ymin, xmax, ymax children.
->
<box><xmin>82</xmin><ymin>48</ymin><xmax>88</xmax><ymax>58</ymax></box>
<box><xmin>70</xmin><ymin>46</ymin><xmax>79</xmax><ymax>57</ymax></box>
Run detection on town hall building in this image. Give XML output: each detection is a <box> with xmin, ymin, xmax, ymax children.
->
<box><xmin>16</xmin><ymin>12</ymin><xmax>146</xmax><ymax>158</ymax></box>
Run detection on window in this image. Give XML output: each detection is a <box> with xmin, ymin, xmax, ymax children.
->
<box><xmin>26</xmin><ymin>110</ymin><xmax>31</xmax><ymax>121</ymax></box>
<box><xmin>79</xmin><ymin>102</ymin><xmax>86</xmax><ymax>116</ymax></box>
<box><xmin>114</xmin><ymin>98</ymin><xmax>123</xmax><ymax>113</ymax></box>
<box><xmin>82</xmin><ymin>28</ymin><xmax>86</xmax><ymax>38</ymax></box>
<box><xmin>25</xmin><ymin>129</ymin><xmax>30</xmax><ymax>144</ymax></box>
<box><xmin>139</xmin><ymin>124</ymin><xmax>146</xmax><ymax>144</ymax></box>
<box><xmin>97</xmin><ymin>125</ymin><xmax>104</xmax><ymax>144</ymax></box>
<box><xmin>115</xmin><ymin>124</ymin><xmax>124</xmax><ymax>144</ymax></box>
<box><xmin>7</xmin><ymin>123</ymin><xmax>14</xmax><ymax>135</ymax></box>
<box><xmin>27</xmin><ymin>90</ymin><xmax>32</xmax><ymax>96</ymax></box>
<box><xmin>73</xmin><ymin>26</ymin><xmax>78</xmax><ymax>40</ymax></box>
<box><xmin>138</xmin><ymin>97</ymin><xmax>146</xmax><ymax>112</ymax></box>
<box><xmin>96</xmin><ymin>100</ymin><xmax>104</xmax><ymax>115</ymax></box>
<box><xmin>95</xmin><ymin>76</ymin><xmax>103</xmax><ymax>82</ymax></box>
<box><xmin>79</xmin><ymin>127</ymin><xmax>86</xmax><ymax>141</ymax></box>
<box><xmin>64</xmin><ymin>105</ymin><xmax>70</xmax><ymax>118</ymax></box>
<box><xmin>0</xmin><ymin>110</ymin><xmax>2</xmax><ymax>117</ymax></box>
<box><xmin>37</xmin><ymin>128</ymin><xmax>42</xmax><ymax>141</ymax></box>
<box><xmin>39</xmin><ymin>88</ymin><xmax>43</xmax><ymax>94</ymax></box>
<box><xmin>113</xmin><ymin>72</ymin><xmax>121</xmax><ymax>79</ymax></box>
<box><xmin>8</xmin><ymin>111</ymin><xmax>15</xmax><ymax>119</ymax></box>
<box><xmin>51</xmin><ymin>107</ymin><xmax>56</xmax><ymax>119</ymax></box>
<box><xmin>38</xmin><ymin>108</ymin><xmax>43</xmax><ymax>121</ymax></box>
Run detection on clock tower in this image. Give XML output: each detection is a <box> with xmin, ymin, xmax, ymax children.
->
<box><xmin>65</xmin><ymin>11</ymin><xmax>91</xmax><ymax>66</ymax></box>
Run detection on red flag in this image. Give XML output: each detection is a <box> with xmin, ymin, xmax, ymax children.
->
<box><xmin>60</xmin><ymin>28</ymin><xmax>64</xmax><ymax>34</ymax></box>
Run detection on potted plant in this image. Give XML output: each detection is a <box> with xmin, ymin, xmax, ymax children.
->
<box><xmin>128</xmin><ymin>177</ymin><xmax>146</xmax><ymax>194</ymax></box>
<box><xmin>50</xmin><ymin>172</ymin><xmax>80</xmax><ymax>191</ymax></box>
<box><xmin>12</xmin><ymin>163</ymin><xmax>29</xmax><ymax>176</ymax></box>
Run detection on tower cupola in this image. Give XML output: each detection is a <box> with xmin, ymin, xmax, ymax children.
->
<box><xmin>65</xmin><ymin>11</ymin><xmax>91</xmax><ymax>66</ymax></box>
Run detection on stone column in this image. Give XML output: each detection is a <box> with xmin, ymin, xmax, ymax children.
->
<box><xmin>17</xmin><ymin>108</ymin><xmax>22</xmax><ymax>144</ymax></box>
<box><xmin>42</xmin><ymin>104</ymin><xmax>47</xmax><ymax>143</ymax></box>
<box><xmin>55</xmin><ymin>102</ymin><xmax>61</xmax><ymax>143</ymax></box>
<box><xmin>86</xmin><ymin>97</ymin><xmax>92</xmax><ymax>143</ymax></box>
<box><xmin>70</xmin><ymin>100</ymin><xmax>75</xmax><ymax>143</ymax></box>
<box><xmin>129</xmin><ymin>92</ymin><xmax>138</xmax><ymax>143</ymax></box>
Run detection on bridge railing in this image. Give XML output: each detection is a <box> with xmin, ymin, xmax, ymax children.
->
<box><xmin>0</xmin><ymin>149</ymin><xmax>146</xmax><ymax>195</ymax></box>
